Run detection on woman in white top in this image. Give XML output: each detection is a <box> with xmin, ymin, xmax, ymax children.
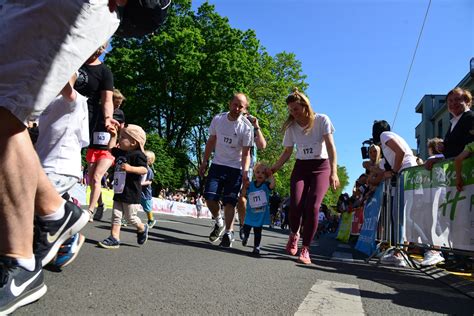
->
<box><xmin>271</xmin><ymin>88</ymin><xmax>339</xmax><ymax>264</ymax></box>
<box><xmin>372</xmin><ymin>120</ymin><xmax>417</xmax><ymax>177</ymax></box>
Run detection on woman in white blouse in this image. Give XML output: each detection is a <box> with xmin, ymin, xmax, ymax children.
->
<box><xmin>271</xmin><ymin>88</ymin><xmax>339</xmax><ymax>264</ymax></box>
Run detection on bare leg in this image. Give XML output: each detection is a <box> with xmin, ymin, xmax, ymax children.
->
<box><xmin>0</xmin><ymin>108</ymin><xmax>61</xmax><ymax>259</ymax></box>
<box><xmin>237</xmin><ymin>196</ymin><xmax>246</xmax><ymax>226</ymax></box>
<box><xmin>35</xmin><ymin>168</ymin><xmax>67</xmax><ymax>216</ymax></box>
<box><xmin>88</xmin><ymin>158</ymin><xmax>113</xmax><ymax>213</ymax></box>
<box><xmin>111</xmin><ymin>224</ymin><xmax>121</xmax><ymax>240</ymax></box>
<box><xmin>206</xmin><ymin>200</ymin><xmax>220</xmax><ymax>218</ymax></box>
<box><xmin>223</xmin><ymin>203</ymin><xmax>236</xmax><ymax>231</ymax></box>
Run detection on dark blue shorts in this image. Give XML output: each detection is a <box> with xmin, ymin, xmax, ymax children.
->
<box><xmin>204</xmin><ymin>163</ymin><xmax>242</xmax><ymax>207</ymax></box>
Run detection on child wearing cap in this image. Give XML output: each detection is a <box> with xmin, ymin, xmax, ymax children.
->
<box><xmin>98</xmin><ymin>124</ymin><xmax>149</xmax><ymax>249</ymax></box>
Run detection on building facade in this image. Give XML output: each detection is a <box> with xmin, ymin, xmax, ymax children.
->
<box><xmin>415</xmin><ymin>72</ymin><xmax>474</xmax><ymax>160</ymax></box>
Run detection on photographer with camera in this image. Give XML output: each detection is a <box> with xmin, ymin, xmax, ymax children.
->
<box><xmin>371</xmin><ymin>120</ymin><xmax>417</xmax><ymax>266</ymax></box>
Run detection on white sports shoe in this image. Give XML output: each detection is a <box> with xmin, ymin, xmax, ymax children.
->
<box><xmin>380</xmin><ymin>252</ymin><xmax>407</xmax><ymax>267</ymax></box>
<box><xmin>421</xmin><ymin>250</ymin><xmax>444</xmax><ymax>267</ymax></box>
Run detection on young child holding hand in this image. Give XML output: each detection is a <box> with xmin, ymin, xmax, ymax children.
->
<box><xmin>241</xmin><ymin>163</ymin><xmax>275</xmax><ymax>255</ymax></box>
<box><xmin>98</xmin><ymin>124</ymin><xmax>149</xmax><ymax>249</ymax></box>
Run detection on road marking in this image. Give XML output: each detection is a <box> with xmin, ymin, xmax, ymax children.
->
<box><xmin>295</xmin><ymin>280</ymin><xmax>365</xmax><ymax>315</ymax></box>
<box><xmin>332</xmin><ymin>251</ymin><xmax>354</xmax><ymax>262</ymax></box>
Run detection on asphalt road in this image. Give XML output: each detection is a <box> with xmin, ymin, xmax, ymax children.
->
<box><xmin>17</xmin><ymin>212</ymin><xmax>474</xmax><ymax>315</ymax></box>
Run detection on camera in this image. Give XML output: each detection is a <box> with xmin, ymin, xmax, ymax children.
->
<box><xmin>361</xmin><ymin>139</ymin><xmax>374</xmax><ymax>159</ymax></box>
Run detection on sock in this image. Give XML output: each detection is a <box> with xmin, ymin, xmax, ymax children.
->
<box><xmin>214</xmin><ymin>216</ymin><xmax>224</xmax><ymax>227</ymax></box>
<box><xmin>16</xmin><ymin>256</ymin><xmax>36</xmax><ymax>272</ymax></box>
<box><xmin>147</xmin><ymin>212</ymin><xmax>154</xmax><ymax>221</ymax></box>
<box><xmin>39</xmin><ymin>200</ymin><xmax>66</xmax><ymax>221</ymax></box>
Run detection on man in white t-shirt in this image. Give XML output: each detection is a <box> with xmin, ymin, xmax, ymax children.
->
<box><xmin>199</xmin><ymin>93</ymin><xmax>253</xmax><ymax>248</ymax></box>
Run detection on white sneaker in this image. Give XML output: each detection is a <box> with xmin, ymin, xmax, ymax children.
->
<box><xmin>421</xmin><ymin>250</ymin><xmax>444</xmax><ymax>267</ymax></box>
<box><xmin>380</xmin><ymin>252</ymin><xmax>407</xmax><ymax>267</ymax></box>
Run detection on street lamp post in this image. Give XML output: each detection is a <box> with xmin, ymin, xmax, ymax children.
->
<box><xmin>470</xmin><ymin>57</ymin><xmax>474</xmax><ymax>78</ymax></box>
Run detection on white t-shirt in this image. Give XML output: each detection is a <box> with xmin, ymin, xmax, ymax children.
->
<box><xmin>36</xmin><ymin>92</ymin><xmax>89</xmax><ymax>178</ymax></box>
<box><xmin>209</xmin><ymin>112</ymin><xmax>253</xmax><ymax>169</ymax></box>
<box><xmin>380</xmin><ymin>131</ymin><xmax>417</xmax><ymax>171</ymax></box>
<box><xmin>283</xmin><ymin>114</ymin><xmax>335</xmax><ymax>160</ymax></box>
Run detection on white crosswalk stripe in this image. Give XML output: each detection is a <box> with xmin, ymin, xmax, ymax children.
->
<box><xmin>295</xmin><ymin>247</ymin><xmax>364</xmax><ymax>315</ymax></box>
<box><xmin>295</xmin><ymin>280</ymin><xmax>365</xmax><ymax>315</ymax></box>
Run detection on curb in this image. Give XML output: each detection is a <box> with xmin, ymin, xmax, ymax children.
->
<box><xmin>412</xmin><ymin>259</ymin><xmax>474</xmax><ymax>299</ymax></box>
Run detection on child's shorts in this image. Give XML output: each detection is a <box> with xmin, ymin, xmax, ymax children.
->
<box><xmin>86</xmin><ymin>148</ymin><xmax>115</xmax><ymax>163</ymax></box>
<box><xmin>0</xmin><ymin>0</ymin><xmax>119</xmax><ymax>125</ymax></box>
<box><xmin>141</xmin><ymin>198</ymin><xmax>153</xmax><ymax>213</ymax></box>
<box><xmin>112</xmin><ymin>201</ymin><xmax>143</xmax><ymax>226</ymax></box>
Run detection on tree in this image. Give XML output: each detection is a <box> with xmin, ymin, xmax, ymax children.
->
<box><xmin>145</xmin><ymin>133</ymin><xmax>186</xmax><ymax>192</ymax></box>
<box><xmin>106</xmin><ymin>0</ymin><xmax>349</xmax><ymax>197</ymax></box>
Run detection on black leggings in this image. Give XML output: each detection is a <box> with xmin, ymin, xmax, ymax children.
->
<box><xmin>243</xmin><ymin>224</ymin><xmax>262</xmax><ymax>248</ymax></box>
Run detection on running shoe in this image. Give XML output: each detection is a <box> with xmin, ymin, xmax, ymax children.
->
<box><xmin>252</xmin><ymin>247</ymin><xmax>261</xmax><ymax>256</ymax></box>
<box><xmin>97</xmin><ymin>236</ymin><xmax>120</xmax><ymax>249</ymax></box>
<box><xmin>34</xmin><ymin>201</ymin><xmax>89</xmax><ymax>267</ymax></box>
<box><xmin>286</xmin><ymin>232</ymin><xmax>300</xmax><ymax>256</ymax></box>
<box><xmin>147</xmin><ymin>219</ymin><xmax>157</xmax><ymax>229</ymax></box>
<box><xmin>209</xmin><ymin>223</ymin><xmax>224</xmax><ymax>243</ymax></box>
<box><xmin>219</xmin><ymin>231</ymin><xmax>233</xmax><ymax>248</ymax></box>
<box><xmin>380</xmin><ymin>252</ymin><xmax>407</xmax><ymax>267</ymax></box>
<box><xmin>0</xmin><ymin>256</ymin><xmax>47</xmax><ymax>315</ymax></box>
<box><xmin>298</xmin><ymin>246</ymin><xmax>311</xmax><ymax>264</ymax></box>
<box><xmin>93</xmin><ymin>204</ymin><xmax>105</xmax><ymax>221</ymax></box>
<box><xmin>88</xmin><ymin>210</ymin><xmax>94</xmax><ymax>223</ymax></box>
<box><xmin>421</xmin><ymin>250</ymin><xmax>444</xmax><ymax>267</ymax></box>
<box><xmin>52</xmin><ymin>233</ymin><xmax>85</xmax><ymax>268</ymax></box>
<box><xmin>137</xmin><ymin>224</ymin><xmax>149</xmax><ymax>245</ymax></box>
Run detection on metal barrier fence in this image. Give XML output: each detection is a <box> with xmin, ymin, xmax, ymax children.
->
<box><xmin>356</xmin><ymin>156</ymin><xmax>474</xmax><ymax>262</ymax></box>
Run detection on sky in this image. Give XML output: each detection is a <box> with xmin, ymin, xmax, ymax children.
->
<box><xmin>191</xmin><ymin>0</ymin><xmax>474</xmax><ymax>190</ymax></box>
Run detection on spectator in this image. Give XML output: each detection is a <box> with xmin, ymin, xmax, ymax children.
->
<box><xmin>372</xmin><ymin>120</ymin><xmax>417</xmax><ymax>267</ymax></box>
<box><xmin>425</xmin><ymin>87</ymin><xmax>474</xmax><ymax>169</ymax></box>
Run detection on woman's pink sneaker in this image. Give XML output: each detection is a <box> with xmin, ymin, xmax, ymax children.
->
<box><xmin>286</xmin><ymin>232</ymin><xmax>299</xmax><ymax>256</ymax></box>
<box><xmin>298</xmin><ymin>246</ymin><xmax>311</xmax><ymax>264</ymax></box>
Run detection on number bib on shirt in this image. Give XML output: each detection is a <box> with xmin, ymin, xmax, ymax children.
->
<box><xmin>248</xmin><ymin>190</ymin><xmax>267</xmax><ymax>210</ymax></box>
<box><xmin>218</xmin><ymin>134</ymin><xmax>237</xmax><ymax>147</ymax></box>
<box><xmin>114</xmin><ymin>171</ymin><xmax>126</xmax><ymax>194</ymax></box>
<box><xmin>300</xmin><ymin>143</ymin><xmax>318</xmax><ymax>159</ymax></box>
<box><xmin>93</xmin><ymin>131</ymin><xmax>110</xmax><ymax>146</ymax></box>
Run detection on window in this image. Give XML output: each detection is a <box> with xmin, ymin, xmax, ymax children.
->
<box><xmin>437</xmin><ymin>120</ymin><xmax>443</xmax><ymax>138</ymax></box>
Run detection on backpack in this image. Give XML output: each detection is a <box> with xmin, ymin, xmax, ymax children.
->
<box><xmin>115</xmin><ymin>0</ymin><xmax>171</xmax><ymax>38</ymax></box>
